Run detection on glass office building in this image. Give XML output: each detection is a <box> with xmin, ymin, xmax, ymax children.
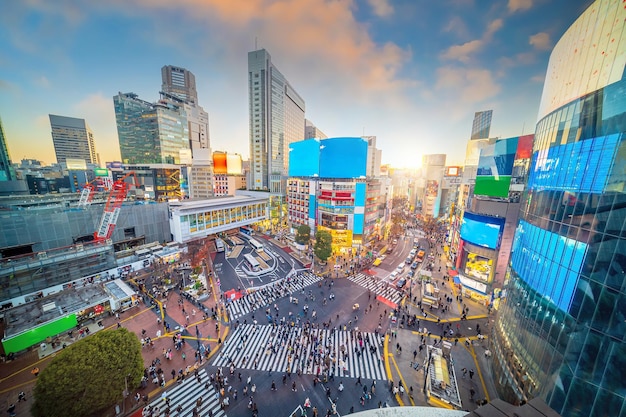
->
<box><xmin>114</xmin><ymin>92</ymin><xmax>190</xmax><ymax>164</ymax></box>
<box><xmin>491</xmin><ymin>1</ymin><xmax>626</xmax><ymax>416</ymax></box>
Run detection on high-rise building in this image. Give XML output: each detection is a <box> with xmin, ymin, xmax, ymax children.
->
<box><xmin>113</xmin><ymin>92</ymin><xmax>190</xmax><ymax>164</ymax></box>
<box><xmin>248</xmin><ymin>49</ymin><xmax>305</xmax><ymax>193</ymax></box>
<box><xmin>0</xmin><ymin>117</ymin><xmax>14</xmax><ymax>181</ymax></box>
<box><xmin>470</xmin><ymin>110</ymin><xmax>493</xmax><ymax>140</ymax></box>
<box><xmin>49</xmin><ymin>115</ymin><xmax>97</xmax><ymax>165</ymax></box>
<box><xmin>305</xmin><ymin>119</ymin><xmax>327</xmax><ymax>139</ymax></box>
<box><xmin>161</xmin><ymin>65</ymin><xmax>198</xmax><ymax>104</ymax></box>
<box><xmin>491</xmin><ymin>1</ymin><xmax>626</xmax><ymax>416</ymax></box>
<box><xmin>161</xmin><ymin>66</ymin><xmax>210</xmax><ymax>154</ymax></box>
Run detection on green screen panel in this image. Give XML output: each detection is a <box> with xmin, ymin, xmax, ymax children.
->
<box><xmin>2</xmin><ymin>314</ymin><xmax>77</xmax><ymax>354</ymax></box>
<box><xmin>474</xmin><ymin>176</ymin><xmax>511</xmax><ymax>198</ymax></box>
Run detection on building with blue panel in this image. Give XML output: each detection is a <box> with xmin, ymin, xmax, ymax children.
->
<box><xmin>491</xmin><ymin>1</ymin><xmax>626</xmax><ymax>416</ymax></box>
<box><xmin>287</xmin><ymin>137</ymin><xmax>382</xmax><ymax>252</ymax></box>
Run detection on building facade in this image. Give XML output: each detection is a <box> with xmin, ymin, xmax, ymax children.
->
<box><xmin>470</xmin><ymin>110</ymin><xmax>493</xmax><ymax>140</ymax></box>
<box><xmin>161</xmin><ymin>65</ymin><xmax>198</xmax><ymax>104</ymax></box>
<box><xmin>492</xmin><ymin>1</ymin><xmax>626</xmax><ymax>416</ymax></box>
<box><xmin>49</xmin><ymin>115</ymin><xmax>97</xmax><ymax>165</ymax></box>
<box><xmin>248</xmin><ymin>49</ymin><xmax>305</xmax><ymax>194</ymax></box>
<box><xmin>0</xmin><ymin>117</ymin><xmax>14</xmax><ymax>181</ymax></box>
<box><xmin>169</xmin><ymin>195</ymin><xmax>268</xmax><ymax>243</ymax></box>
<box><xmin>287</xmin><ymin>137</ymin><xmax>380</xmax><ymax>252</ymax></box>
<box><xmin>304</xmin><ymin>119</ymin><xmax>327</xmax><ymax>139</ymax></box>
<box><xmin>113</xmin><ymin>93</ymin><xmax>190</xmax><ymax>165</ymax></box>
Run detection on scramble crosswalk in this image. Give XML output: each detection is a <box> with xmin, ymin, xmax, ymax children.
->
<box><xmin>348</xmin><ymin>273</ymin><xmax>403</xmax><ymax>307</ymax></box>
<box><xmin>225</xmin><ymin>272</ymin><xmax>322</xmax><ymax>320</ymax></box>
<box><xmin>212</xmin><ymin>324</ymin><xmax>387</xmax><ymax>381</ymax></box>
<box><xmin>144</xmin><ymin>369</ymin><xmax>225</xmax><ymax>417</ymax></box>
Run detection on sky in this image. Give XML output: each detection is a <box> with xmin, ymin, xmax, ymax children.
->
<box><xmin>0</xmin><ymin>0</ymin><xmax>594</xmax><ymax>169</ymax></box>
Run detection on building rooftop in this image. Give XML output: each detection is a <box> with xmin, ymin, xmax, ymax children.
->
<box><xmin>3</xmin><ymin>283</ymin><xmax>110</xmax><ymax>338</ymax></box>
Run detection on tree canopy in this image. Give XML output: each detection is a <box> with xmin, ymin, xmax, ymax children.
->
<box><xmin>295</xmin><ymin>224</ymin><xmax>311</xmax><ymax>245</ymax></box>
<box><xmin>314</xmin><ymin>229</ymin><xmax>333</xmax><ymax>263</ymax></box>
<box><xmin>32</xmin><ymin>328</ymin><xmax>144</xmax><ymax>417</ymax></box>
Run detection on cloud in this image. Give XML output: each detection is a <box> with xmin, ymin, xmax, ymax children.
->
<box><xmin>485</xmin><ymin>19</ymin><xmax>503</xmax><ymax>40</ymax></box>
<box><xmin>531</xmin><ymin>74</ymin><xmax>545</xmax><ymax>83</ymax></box>
<box><xmin>442</xmin><ymin>16</ymin><xmax>469</xmax><ymax>39</ymax></box>
<box><xmin>441</xmin><ymin>18</ymin><xmax>503</xmax><ymax>63</ymax></box>
<box><xmin>440</xmin><ymin>40</ymin><xmax>483</xmax><ymax>63</ymax></box>
<box><xmin>435</xmin><ymin>66</ymin><xmax>501</xmax><ymax>103</ymax></box>
<box><xmin>367</xmin><ymin>0</ymin><xmax>394</xmax><ymax>17</ymax></box>
<box><xmin>529</xmin><ymin>32</ymin><xmax>552</xmax><ymax>50</ymax></box>
<box><xmin>115</xmin><ymin>0</ymin><xmax>413</xmax><ymax>103</ymax></box>
<box><xmin>34</xmin><ymin>76</ymin><xmax>50</xmax><ymax>89</ymax></box>
<box><xmin>508</xmin><ymin>0</ymin><xmax>533</xmax><ymax>13</ymax></box>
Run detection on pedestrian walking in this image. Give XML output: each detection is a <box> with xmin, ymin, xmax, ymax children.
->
<box><xmin>469</xmin><ymin>369</ymin><xmax>475</xmax><ymax>379</ymax></box>
<box><xmin>356</xmin><ymin>376</ymin><xmax>362</xmax><ymax>386</ymax></box>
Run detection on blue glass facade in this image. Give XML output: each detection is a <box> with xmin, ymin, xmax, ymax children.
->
<box><xmin>492</xmin><ymin>2</ymin><xmax>626</xmax><ymax>416</ymax></box>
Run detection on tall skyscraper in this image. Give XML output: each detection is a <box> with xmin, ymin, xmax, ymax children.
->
<box><xmin>0</xmin><ymin>117</ymin><xmax>14</xmax><ymax>181</ymax></box>
<box><xmin>161</xmin><ymin>65</ymin><xmax>210</xmax><ymax>153</ymax></box>
<box><xmin>161</xmin><ymin>65</ymin><xmax>198</xmax><ymax>104</ymax></box>
<box><xmin>113</xmin><ymin>92</ymin><xmax>189</xmax><ymax>164</ymax></box>
<box><xmin>248</xmin><ymin>49</ymin><xmax>305</xmax><ymax>193</ymax></box>
<box><xmin>492</xmin><ymin>1</ymin><xmax>626</xmax><ymax>416</ymax></box>
<box><xmin>470</xmin><ymin>110</ymin><xmax>493</xmax><ymax>140</ymax></box>
<box><xmin>49</xmin><ymin>115</ymin><xmax>97</xmax><ymax>165</ymax></box>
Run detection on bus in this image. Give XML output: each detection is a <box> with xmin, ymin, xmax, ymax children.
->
<box><xmin>249</xmin><ymin>238</ymin><xmax>264</xmax><ymax>251</ymax></box>
<box><xmin>240</xmin><ymin>226</ymin><xmax>253</xmax><ymax>235</ymax></box>
<box><xmin>215</xmin><ymin>238</ymin><xmax>225</xmax><ymax>252</ymax></box>
<box><xmin>243</xmin><ymin>253</ymin><xmax>260</xmax><ymax>272</ymax></box>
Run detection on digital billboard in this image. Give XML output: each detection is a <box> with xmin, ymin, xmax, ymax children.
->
<box><xmin>528</xmin><ymin>133</ymin><xmax>619</xmax><ymax>193</ymax></box>
<box><xmin>319</xmin><ymin>137</ymin><xmax>367</xmax><ymax>179</ymax></box>
<box><xmin>474</xmin><ymin>136</ymin><xmax>519</xmax><ymax>198</ymax></box>
<box><xmin>289</xmin><ymin>139</ymin><xmax>321</xmax><ymax>177</ymax></box>
<box><xmin>464</xmin><ymin>252</ymin><xmax>493</xmax><ymax>282</ymax></box>
<box><xmin>511</xmin><ymin>220</ymin><xmax>587</xmax><ymax>313</ymax></box>
<box><xmin>226</xmin><ymin>154</ymin><xmax>243</xmax><ymax>175</ymax></box>
<box><xmin>460</xmin><ymin>212</ymin><xmax>504</xmax><ymax>249</ymax></box>
<box><xmin>213</xmin><ymin>152</ymin><xmax>227</xmax><ymax>174</ymax></box>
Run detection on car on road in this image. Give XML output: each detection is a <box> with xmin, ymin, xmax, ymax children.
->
<box><xmin>411</xmin><ymin>262</ymin><xmax>419</xmax><ymax>270</ymax></box>
<box><xmin>389</xmin><ymin>271</ymin><xmax>399</xmax><ymax>280</ymax></box>
<box><xmin>396</xmin><ymin>278</ymin><xmax>407</xmax><ymax>288</ymax></box>
<box><xmin>405</xmin><ymin>257</ymin><xmax>413</xmax><ymax>265</ymax></box>
<box><xmin>396</xmin><ymin>265</ymin><xmax>404</xmax><ymax>273</ymax></box>
<box><xmin>407</xmin><ymin>270</ymin><xmax>415</xmax><ymax>278</ymax></box>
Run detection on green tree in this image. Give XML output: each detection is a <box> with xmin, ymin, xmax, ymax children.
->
<box><xmin>314</xmin><ymin>229</ymin><xmax>333</xmax><ymax>262</ymax></box>
<box><xmin>295</xmin><ymin>224</ymin><xmax>311</xmax><ymax>245</ymax></box>
<box><xmin>32</xmin><ymin>328</ymin><xmax>144</xmax><ymax>417</ymax></box>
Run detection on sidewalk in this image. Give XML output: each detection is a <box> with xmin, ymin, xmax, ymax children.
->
<box><xmin>383</xmin><ymin>231</ymin><xmax>499</xmax><ymax>413</ymax></box>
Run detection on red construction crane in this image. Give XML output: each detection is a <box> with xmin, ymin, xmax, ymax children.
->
<box><xmin>94</xmin><ymin>172</ymin><xmax>140</xmax><ymax>242</ymax></box>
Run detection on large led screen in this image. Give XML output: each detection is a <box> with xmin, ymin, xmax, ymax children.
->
<box><xmin>289</xmin><ymin>139</ymin><xmax>321</xmax><ymax>177</ymax></box>
<box><xmin>464</xmin><ymin>252</ymin><xmax>493</xmax><ymax>282</ymax></box>
<box><xmin>226</xmin><ymin>154</ymin><xmax>242</xmax><ymax>175</ymax></box>
<box><xmin>528</xmin><ymin>133</ymin><xmax>620</xmax><ymax>193</ymax></box>
<box><xmin>511</xmin><ymin>220</ymin><xmax>587</xmax><ymax>313</ymax></box>
<box><xmin>319</xmin><ymin>137</ymin><xmax>367</xmax><ymax>179</ymax></box>
<box><xmin>213</xmin><ymin>152</ymin><xmax>227</xmax><ymax>174</ymax></box>
<box><xmin>460</xmin><ymin>212</ymin><xmax>504</xmax><ymax>249</ymax></box>
<box><xmin>475</xmin><ymin>136</ymin><xmax>519</xmax><ymax>198</ymax></box>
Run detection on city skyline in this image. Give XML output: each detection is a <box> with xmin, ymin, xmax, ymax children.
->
<box><xmin>0</xmin><ymin>0</ymin><xmax>593</xmax><ymax>168</ymax></box>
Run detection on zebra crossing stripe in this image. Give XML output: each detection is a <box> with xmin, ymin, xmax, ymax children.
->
<box><xmin>347</xmin><ymin>273</ymin><xmax>403</xmax><ymax>307</ymax></box>
<box><xmin>212</xmin><ymin>324</ymin><xmax>387</xmax><ymax>381</ymax></box>
<box><xmin>146</xmin><ymin>369</ymin><xmax>225</xmax><ymax>417</ymax></box>
<box><xmin>225</xmin><ymin>272</ymin><xmax>323</xmax><ymax>320</ymax></box>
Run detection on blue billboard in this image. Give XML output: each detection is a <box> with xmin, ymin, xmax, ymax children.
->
<box><xmin>527</xmin><ymin>133</ymin><xmax>619</xmax><ymax>193</ymax></box>
<box><xmin>319</xmin><ymin>137</ymin><xmax>367</xmax><ymax>179</ymax></box>
<box><xmin>511</xmin><ymin>220</ymin><xmax>587</xmax><ymax>313</ymax></box>
<box><xmin>460</xmin><ymin>212</ymin><xmax>504</xmax><ymax>249</ymax></box>
<box><xmin>289</xmin><ymin>139</ymin><xmax>321</xmax><ymax>177</ymax></box>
